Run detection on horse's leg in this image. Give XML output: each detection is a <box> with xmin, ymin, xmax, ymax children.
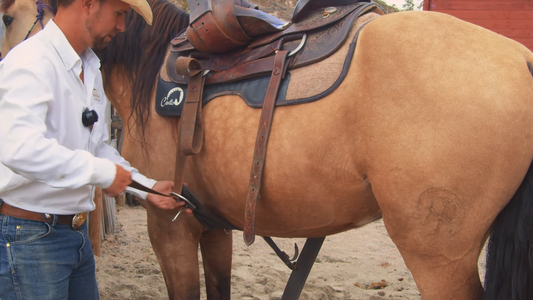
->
<box><xmin>199</xmin><ymin>229</ymin><xmax>232</xmax><ymax>299</ymax></box>
<box><xmin>145</xmin><ymin>205</ymin><xmax>204</xmax><ymax>299</ymax></box>
<box><xmin>390</xmin><ymin>223</ymin><xmax>485</xmax><ymax>300</ymax></box>
<box><xmin>402</xmin><ymin>254</ymin><xmax>482</xmax><ymax>300</ymax></box>
<box><xmin>374</xmin><ymin>186</ymin><xmax>490</xmax><ymax>300</ymax></box>
<box><xmin>398</xmin><ymin>241</ymin><xmax>484</xmax><ymax>300</ymax></box>
<box><xmin>366</xmin><ymin>167</ymin><xmax>524</xmax><ymax>300</ymax></box>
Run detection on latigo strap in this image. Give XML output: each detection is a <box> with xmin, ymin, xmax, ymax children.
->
<box><xmin>172</xmin><ymin>57</ymin><xmax>207</xmax><ymax>196</ymax></box>
<box><xmin>243</xmin><ymin>50</ymin><xmax>289</xmax><ymax>245</ymax></box>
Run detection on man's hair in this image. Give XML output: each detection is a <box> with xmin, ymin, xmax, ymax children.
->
<box><xmin>57</xmin><ymin>0</ymin><xmax>106</xmax><ymax>8</ymax></box>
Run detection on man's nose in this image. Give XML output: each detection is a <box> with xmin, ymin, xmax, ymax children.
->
<box><xmin>116</xmin><ymin>19</ymin><xmax>126</xmax><ymax>33</ymax></box>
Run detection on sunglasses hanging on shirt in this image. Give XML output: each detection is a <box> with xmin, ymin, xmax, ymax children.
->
<box><xmin>82</xmin><ymin>108</ymin><xmax>98</xmax><ymax>127</ymax></box>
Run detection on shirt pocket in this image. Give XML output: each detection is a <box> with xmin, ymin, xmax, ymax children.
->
<box><xmin>88</xmin><ymin>89</ymin><xmax>109</xmax><ymax>154</ymax></box>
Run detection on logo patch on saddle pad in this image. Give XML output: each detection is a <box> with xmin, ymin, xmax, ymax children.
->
<box><xmin>160</xmin><ymin>87</ymin><xmax>184</xmax><ymax>107</ymax></box>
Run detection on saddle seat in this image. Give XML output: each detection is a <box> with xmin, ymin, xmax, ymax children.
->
<box><xmin>185</xmin><ymin>0</ymin><xmax>289</xmax><ymax>53</ymax></box>
<box><xmin>181</xmin><ymin>0</ymin><xmax>372</xmax><ymax>53</ymax></box>
<box><xmin>168</xmin><ymin>0</ymin><xmax>376</xmax><ymax>86</ymax></box>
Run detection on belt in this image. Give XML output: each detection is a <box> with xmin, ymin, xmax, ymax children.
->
<box><xmin>0</xmin><ymin>202</ymin><xmax>87</xmax><ymax>230</ymax></box>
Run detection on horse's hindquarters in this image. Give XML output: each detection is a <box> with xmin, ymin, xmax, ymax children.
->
<box><xmin>345</xmin><ymin>11</ymin><xmax>533</xmax><ymax>300</ymax></box>
<box><xmin>351</xmin><ymin>10</ymin><xmax>533</xmax><ymax>235</ymax></box>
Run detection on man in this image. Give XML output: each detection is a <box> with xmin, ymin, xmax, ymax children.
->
<box><xmin>0</xmin><ymin>0</ymin><xmax>189</xmax><ymax>298</ymax></box>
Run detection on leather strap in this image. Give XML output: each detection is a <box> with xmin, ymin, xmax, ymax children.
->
<box><xmin>173</xmin><ymin>138</ymin><xmax>188</xmax><ymax>196</ymax></box>
<box><xmin>281</xmin><ymin>237</ymin><xmax>326</xmax><ymax>299</ymax></box>
<box><xmin>243</xmin><ymin>50</ymin><xmax>289</xmax><ymax>245</ymax></box>
<box><xmin>172</xmin><ymin>57</ymin><xmax>207</xmax><ymax>194</ymax></box>
<box><xmin>263</xmin><ymin>236</ymin><xmax>297</xmax><ymax>270</ymax></box>
<box><xmin>180</xmin><ymin>72</ymin><xmax>205</xmax><ymax>156</ymax></box>
<box><xmin>186</xmin><ymin>0</ymin><xmax>251</xmax><ymax>53</ymax></box>
<box><xmin>129</xmin><ymin>180</ymin><xmax>173</xmax><ymax>198</ymax></box>
<box><xmin>175</xmin><ymin>57</ymin><xmax>205</xmax><ymax>156</ymax></box>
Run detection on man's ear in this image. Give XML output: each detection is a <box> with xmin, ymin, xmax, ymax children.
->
<box><xmin>81</xmin><ymin>0</ymin><xmax>96</xmax><ymax>13</ymax></box>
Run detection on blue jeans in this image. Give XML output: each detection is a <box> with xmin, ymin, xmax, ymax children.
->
<box><xmin>0</xmin><ymin>201</ymin><xmax>99</xmax><ymax>300</ymax></box>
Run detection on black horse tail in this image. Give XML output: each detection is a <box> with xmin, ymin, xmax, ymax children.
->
<box><xmin>484</xmin><ymin>163</ymin><xmax>533</xmax><ymax>299</ymax></box>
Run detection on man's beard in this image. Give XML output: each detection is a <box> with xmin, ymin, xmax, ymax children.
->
<box><xmin>91</xmin><ymin>35</ymin><xmax>109</xmax><ymax>51</ymax></box>
<box><xmin>85</xmin><ymin>11</ymin><xmax>112</xmax><ymax>50</ymax></box>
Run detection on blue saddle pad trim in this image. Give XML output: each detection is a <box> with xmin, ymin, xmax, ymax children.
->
<box><xmin>155</xmin><ymin>73</ymin><xmax>291</xmax><ymax>117</ymax></box>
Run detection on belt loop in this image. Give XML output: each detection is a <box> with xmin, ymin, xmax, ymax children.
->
<box><xmin>51</xmin><ymin>214</ymin><xmax>58</xmax><ymax>226</ymax></box>
<box><xmin>40</xmin><ymin>213</ymin><xmax>57</xmax><ymax>226</ymax></box>
<box><xmin>0</xmin><ymin>199</ymin><xmax>4</xmax><ymax>206</ymax></box>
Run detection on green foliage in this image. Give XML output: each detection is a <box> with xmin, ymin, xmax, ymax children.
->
<box><xmin>402</xmin><ymin>0</ymin><xmax>415</xmax><ymax>10</ymax></box>
<box><xmin>372</xmin><ymin>0</ymin><xmax>400</xmax><ymax>13</ymax></box>
<box><xmin>401</xmin><ymin>0</ymin><xmax>424</xmax><ymax>11</ymax></box>
<box><xmin>402</xmin><ymin>0</ymin><xmax>424</xmax><ymax>11</ymax></box>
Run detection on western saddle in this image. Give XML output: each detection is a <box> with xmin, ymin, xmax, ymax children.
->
<box><xmin>168</xmin><ymin>0</ymin><xmax>379</xmax><ymax>245</ymax></box>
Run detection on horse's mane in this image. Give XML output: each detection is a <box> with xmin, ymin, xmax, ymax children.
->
<box><xmin>1</xmin><ymin>0</ymin><xmax>15</xmax><ymax>10</ymax></box>
<box><xmin>99</xmin><ymin>0</ymin><xmax>189</xmax><ymax>140</ymax></box>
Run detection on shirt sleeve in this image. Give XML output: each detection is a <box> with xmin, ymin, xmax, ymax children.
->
<box><xmin>0</xmin><ymin>61</ymin><xmax>117</xmax><ymax>189</ymax></box>
<box><xmin>96</xmin><ymin>141</ymin><xmax>157</xmax><ymax>200</ymax></box>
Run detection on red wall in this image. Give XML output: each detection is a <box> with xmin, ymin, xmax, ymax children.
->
<box><xmin>424</xmin><ymin>0</ymin><xmax>533</xmax><ymax>51</ymax></box>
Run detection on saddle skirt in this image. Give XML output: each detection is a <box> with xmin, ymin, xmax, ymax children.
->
<box><xmin>155</xmin><ymin>1</ymin><xmax>384</xmax><ymax>117</ymax></box>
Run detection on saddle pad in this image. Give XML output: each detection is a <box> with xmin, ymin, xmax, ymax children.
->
<box><xmin>155</xmin><ymin>6</ymin><xmax>384</xmax><ymax>117</ymax></box>
<box><xmin>156</xmin><ymin>74</ymin><xmax>291</xmax><ymax>116</ymax></box>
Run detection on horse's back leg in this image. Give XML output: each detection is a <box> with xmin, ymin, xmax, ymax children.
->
<box><xmin>199</xmin><ymin>229</ymin><xmax>232</xmax><ymax>299</ymax></box>
<box><xmin>399</xmin><ymin>241</ymin><xmax>484</xmax><ymax>299</ymax></box>
<box><xmin>375</xmin><ymin>184</ymin><xmax>491</xmax><ymax>300</ymax></box>
<box><xmin>367</xmin><ymin>156</ymin><xmax>526</xmax><ymax>299</ymax></box>
<box><xmin>367</xmin><ymin>159</ymin><xmax>527</xmax><ymax>299</ymax></box>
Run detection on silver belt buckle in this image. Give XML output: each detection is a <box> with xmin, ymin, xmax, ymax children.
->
<box><xmin>72</xmin><ymin>212</ymin><xmax>88</xmax><ymax>230</ymax></box>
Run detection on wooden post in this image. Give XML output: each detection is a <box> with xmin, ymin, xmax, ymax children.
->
<box><xmin>116</xmin><ymin>193</ymin><xmax>126</xmax><ymax>206</ymax></box>
<box><xmin>89</xmin><ymin>187</ymin><xmax>103</xmax><ymax>257</ymax></box>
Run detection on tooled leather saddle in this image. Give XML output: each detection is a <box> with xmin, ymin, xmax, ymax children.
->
<box><xmin>164</xmin><ymin>0</ymin><xmax>383</xmax><ymax>245</ymax></box>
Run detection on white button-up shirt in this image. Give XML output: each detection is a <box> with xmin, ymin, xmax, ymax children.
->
<box><xmin>0</xmin><ymin>20</ymin><xmax>155</xmax><ymax>214</ymax></box>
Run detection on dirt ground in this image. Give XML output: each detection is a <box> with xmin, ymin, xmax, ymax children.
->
<box><xmin>95</xmin><ymin>205</ymin><xmax>487</xmax><ymax>300</ymax></box>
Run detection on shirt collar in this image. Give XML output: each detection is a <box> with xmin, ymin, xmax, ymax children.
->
<box><xmin>42</xmin><ymin>20</ymin><xmax>80</xmax><ymax>72</ymax></box>
<box><xmin>42</xmin><ymin>20</ymin><xmax>101</xmax><ymax>72</ymax></box>
<box><xmin>81</xmin><ymin>48</ymin><xmax>101</xmax><ymax>71</ymax></box>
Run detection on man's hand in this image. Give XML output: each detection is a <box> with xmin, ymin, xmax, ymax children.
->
<box><xmin>147</xmin><ymin>181</ymin><xmax>194</xmax><ymax>212</ymax></box>
<box><xmin>103</xmin><ymin>164</ymin><xmax>132</xmax><ymax>197</ymax></box>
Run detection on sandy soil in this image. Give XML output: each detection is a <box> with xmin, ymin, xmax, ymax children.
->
<box><xmin>95</xmin><ymin>205</ymin><xmax>487</xmax><ymax>300</ymax></box>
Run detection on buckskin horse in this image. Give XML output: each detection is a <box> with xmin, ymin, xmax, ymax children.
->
<box><xmin>3</xmin><ymin>0</ymin><xmax>533</xmax><ymax>299</ymax></box>
<box><xmin>0</xmin><ymin>0</ymin><xmax>54</xmax><ymax>58</ymax></box>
